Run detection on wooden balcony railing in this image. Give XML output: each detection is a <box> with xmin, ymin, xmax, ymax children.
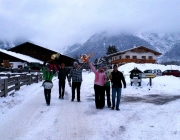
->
<box><xmin>112</xmin><ymin>58</ymin><xmax>156</xmax><ymax>64</ymax></box>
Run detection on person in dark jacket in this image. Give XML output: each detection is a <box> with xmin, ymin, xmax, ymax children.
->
<box><xmin>68</xmin><ymin>61</ymin><xmax>83</xmax><ymax>102</ymax></box>
<box><xmin>111</xmin><ymin>64</ymin><xmax>126</xmax><ymax>111</ymax></box>
<box><xmin>42</xmin><ymin>62</ymin><xmax>55</xmax><ymax>106</ymax></box>
<box><xmin>57</xmin><ymin>63</ymin><xmax>69</xmax><ymax>99</ymax></box>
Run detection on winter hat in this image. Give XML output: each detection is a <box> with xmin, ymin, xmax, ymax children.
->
<box><xmin>103</xmin><ymin>65</ymin><xmax>108</xmax><ymax>69</ymax></box>
<box><xmin>97</xmin><ymin>63</ymin><xmax>103</xmax><ymax>69</ymax></box>
<box><xmin>73</xmin><ymin>61</ymin><xmax>78</xmax><ymax>65</ymax></box>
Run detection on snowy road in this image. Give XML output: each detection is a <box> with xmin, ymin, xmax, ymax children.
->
<box><xmin>0</xmin><ymin>71</ymin><xmax>180</xmax><ymax>140</ymax></box>
<box><xmin>0</xmin><ymin>78</ymin><xmax>94</xmax><ymax>140</ymax></box>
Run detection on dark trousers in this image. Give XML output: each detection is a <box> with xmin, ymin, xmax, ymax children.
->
<box><xmin>59</xmin><ymin>80</ymin><xmax>65</xmax><ymax>97</ymax></box>
<box><xmin>44</xmin><ymin>89</ymin><xmax>51</xmax><ymax>104</ymax></box>
<box><xmin>104</xmin><ymin>86</ymin><xmax>111</xmax><ymax>107</ymax></box>
<box><xmin>94</xmin><ymin>84</ymin><xmax>105</xmax><ymax>108</ymax></box>
<box><xmin>72</xmin><ymin>82</ymin><xmax>81</xmax><ymax>101</ymax></box>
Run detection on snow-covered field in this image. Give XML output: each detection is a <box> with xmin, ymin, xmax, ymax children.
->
<box><xmin>0</xmin><ymin>63</ymin><xmax>180</xmax><ymax>140</ymax></box>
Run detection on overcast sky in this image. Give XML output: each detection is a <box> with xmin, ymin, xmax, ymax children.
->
<box><xmin>0</xmin><ymin>0</ymin><xmax>180</xmax><ymax>51</ymax></box>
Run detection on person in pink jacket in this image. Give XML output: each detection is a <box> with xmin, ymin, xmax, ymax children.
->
<box><xmin>87</xmin><ymin>60</ymin><xmax>106</xmax><ymax>109</ymax></box>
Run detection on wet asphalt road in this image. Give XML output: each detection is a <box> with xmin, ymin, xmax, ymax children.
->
<box><xmin>122</xmin><ymin>94</ymin><xmax>180</xmax><ymax>105</ymax></box>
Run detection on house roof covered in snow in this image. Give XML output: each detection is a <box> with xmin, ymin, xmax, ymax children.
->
<box><xmin>0</xmin><ymin>48</ymin><xmax>43</xmax><ymax>64</ymax></box>
<box><xmin>108</xmin><ymin>46</ymin><xmax>162</xmax><ymax>57</ymax></box>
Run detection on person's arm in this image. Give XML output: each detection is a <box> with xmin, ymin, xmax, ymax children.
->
<box><xmin>66</xmin><ymin>69</ymin><xmax>69</xmax><ymax>79</ymax></box>
<box><xmin>67</xmin><ymin>69</ymin><xmax>72</xmax><ymax>87</ymax></box>
<box><xmin>88</xmin><ymin>62</ymin><xmax>96</xmax><ymax>73</ymax></box>
<box><xmin>68</xmin><ymin>69</ymin><xmax>72</xmax><ymax>82</ymax></box>
<box><xmin>121</xmin><ymin>73</ymin><xmax>126</xmax><ymax>88</ymax></box>
<box><xmin>52</xmin><ymin>65</ymin><xmax>56</xmax><ymax>75</ymax></box>
<box><xmin>42</xmin><ymin>62</ymin><xmax>46</xmax><ymax>78</ymax></box>
<box><xmin>55</xmin><ymin>58</ymin><xmax>60</xmax><ymax>71</ymax></box>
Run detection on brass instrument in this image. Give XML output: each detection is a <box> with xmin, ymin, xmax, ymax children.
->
<box><xmin>47</xmin><ymin>53</ymin><xmax>60</xmax><ymax>62</ymax></box>
<box><xmin>80</xmin><ymin>53</ymin><xmax>94</xmax><ymax>63</ymax></box>
<box><xmin>78</xmin><ymin>53</ymin><xmax>94</xmax><ymax>70</ymax></box>
<box><xmin>106</xmin><ymin>69</ymin><xmax>112</xmax><ymax>82</ymax></box>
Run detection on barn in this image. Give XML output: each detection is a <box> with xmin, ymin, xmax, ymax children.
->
<box><xmin>8</xmin><ymin>42</ymin><xmax>76</xmax><ymax>67</ymax></box>
<box><xmin>0</xmin><ymin>48</ymin><xmax>43</xmax><ymax>69</ymax></box>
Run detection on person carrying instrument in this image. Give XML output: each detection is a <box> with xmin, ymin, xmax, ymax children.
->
<box><xmin>42</xmin><ymin>62</ymin><xmax>56</xmax><ymax>106</ymax></box>
<box><xmin>87</xmin><ymin>59</ymin><xmax>106</xmax><ymax>109</ymax></box>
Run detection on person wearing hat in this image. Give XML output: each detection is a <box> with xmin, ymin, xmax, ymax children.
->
<box><xmin>68</xmin><ymin>61</ymin><xmax>83</xmax><ymax>102</ymax></box>
<box><xmin>42</xmin><ymin>62</ymin><xmax>56</xmax><ymax>106</ymax></box>
<box><xmin>111</xmin><ymin>64</ymin><xmax>126</xmax><ymax>111</ymax></box>
<box><xmin>87</xmin><ymin>59</ymin><xmax>106</xmax><ymax>109</ymax></box>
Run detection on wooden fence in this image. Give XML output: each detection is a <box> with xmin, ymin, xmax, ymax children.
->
<box><xmin>0</xmin><ymin>74</ymin><xmax>43</xmax><ymax>97</ymax></box>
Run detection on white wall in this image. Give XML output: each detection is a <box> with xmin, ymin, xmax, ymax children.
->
<box><xmin>122</xmin><ymin>51</ymin><xmax>156</xmax><ymax>59</ymax></box>
<box><xmin>9</xmin><ymin>62</ymin><xmax>27</xmax><ymax>69</ymax></box>
<box><xmin>112</xmin><ymin>51</ymin><xmax>156</xmax><ymax>60</ymax></box>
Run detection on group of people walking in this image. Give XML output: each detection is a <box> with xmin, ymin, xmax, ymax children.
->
<box><xmin>42</xmin><ymin>57</ymin><xmax>126</xmax><ymax>111</ymax></box>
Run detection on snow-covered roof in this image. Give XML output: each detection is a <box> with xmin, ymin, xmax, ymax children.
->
<box><xmin>108</xmin><ymin>46</ymin><xmax>162</xmax><ymax>57</ymax></box>
<box><xmin>0</xmin><ymin>48</ymin><xmax>43</xmax><ymax>64</ymax></box>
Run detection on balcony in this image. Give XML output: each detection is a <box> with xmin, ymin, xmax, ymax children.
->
<box><xmin>112</xmin><ymin>58</ymin><xmax>156</xmax><ymax>64</ymax></box>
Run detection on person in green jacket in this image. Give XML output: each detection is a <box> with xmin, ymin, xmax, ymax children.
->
<box><xmin>42</xmin><ymin>62</ymin><xmax>55</xmax><ymax>106</ymax></box>
<box><xmin>104</xmin><ymin>66</ymin><xmax>112</xmax><ymax>108</ymax></box>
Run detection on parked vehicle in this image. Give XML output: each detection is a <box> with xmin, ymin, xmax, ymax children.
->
<box><xmin>142</xmin><ymin>69</ymin><xmax>155</xmax><ymax>78</ymax></box>
<box><xmin>153</xmin><ymin>69</ymin><xmax>162</xmax><ymax>76</ymax></box>
<box><xmin>162</xmin><ymin>70</ymin><xmax>180</xmax><ymax>77</ymax></box>
<box><xmin>143</xmin><ymin>69</ymin><xmax>154</xmax><ymax>73</ymax></box>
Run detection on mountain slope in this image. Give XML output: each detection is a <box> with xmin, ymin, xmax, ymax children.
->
<box><xmin>65</xmin><ymin>32</ymin><xmax>180</xmax><ymax>62</ymax></box>
<box><xmin>65</xmin><ymin>33</ymin><xmax>156</xmax><ymax>61</ymax></box>
<box><xmin>159</xmin><ymin>43</ymin><xmax>180</xmax><ymax>62</ymax></box>
<box><xmin>137</xmin><ymin>33</ymin><xmax>180</xmax><ymax>54</ymax></box>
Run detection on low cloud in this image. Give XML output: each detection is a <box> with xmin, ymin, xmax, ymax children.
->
<box><xmin>0</xmin><ymin>0</ymin><xmax>180</xmax><ymax>51</ymax></box>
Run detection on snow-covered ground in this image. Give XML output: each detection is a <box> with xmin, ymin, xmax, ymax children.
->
<box><xmin>0</xmin><ymin>63</ymin><xmax>180</xmax><ymax>140</ymax></box>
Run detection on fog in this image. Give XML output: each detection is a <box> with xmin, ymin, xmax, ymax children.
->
<box><xmin>0</xmin><ymin>0</ymin><xmax>180</xmax><ymax>50</ymax></box>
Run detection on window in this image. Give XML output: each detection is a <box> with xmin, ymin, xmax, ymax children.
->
<box><xmin>142</xmin><ymin>56</ymin><xmax>146</xmax><ymax>59</ymax></box>
<box><xmin>148</xmin><ymin>56</ymin><xmax>153</xmax><ymax>59</ymax></box>
<box><xmin>132</xmin><ymin>56</ymin><xmax>137</xmax><ymax>59</ymax></box>
<box><xmin>18</xmin><ymin>65</ymin><xmax>23</xmax><ymax>69</ymax></box>
<box><xmin>126</xmin><ymin>55</ymin><xmax>130</xmax><ymax>59</ymax></box>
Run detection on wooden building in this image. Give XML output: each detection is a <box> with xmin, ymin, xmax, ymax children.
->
<box><xmin>8</xmin><ymin>42</ymin><xmax>76</xmax><ymax>66</ymax></box>
<box><xmin>0</xmin><ymin>48</ymin><xmax>43</xmax><ymax>69</ymax></box>
<box><xmin>108</xmin><ymin>46</ymin><xmax>162</xmax><ymax>66</ymax></box>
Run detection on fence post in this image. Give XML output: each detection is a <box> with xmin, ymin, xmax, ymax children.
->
<box><xmin>36</xmin><ymin>75</ymin><xmax>38</xmax><ymax>83</ymax></box>
<box><xmin>15</xmin><ymin>76</ymin><xmax>20</xmax><ymax>91</ymax></box>
<box><xmin>4</xmin><ymin>79</ymin><xmax>8</xmax><ymax>97</ymax></box>
<box><xmin>149</xmin><ymin>78</ymin><xmax>152</xmax><ymax>86</ymax></box>
<box><xmin>29</xmin><ymin>74</ymin><xmax>32</xmax><ymax>85</ymax></box>
<box><xmin>40</xmin><ymin>74</ymin><xmax>43</xmax><ymax>81</ymax></box>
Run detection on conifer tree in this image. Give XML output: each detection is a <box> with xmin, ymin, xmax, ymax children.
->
<box><xmin>106</xmin><ymin>45</ymin><xmax>118</xmax><ymax>55</ymax></box>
